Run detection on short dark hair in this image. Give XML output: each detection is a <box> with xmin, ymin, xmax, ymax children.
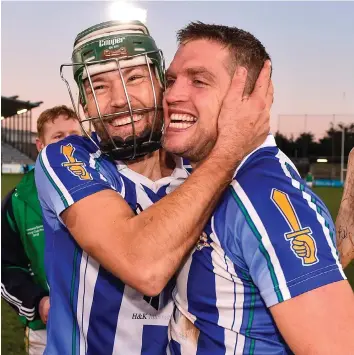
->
<box><xmin>177</xmin><ymin>21</ymin><xmax>271</xmax><ymax>94</ymax></box>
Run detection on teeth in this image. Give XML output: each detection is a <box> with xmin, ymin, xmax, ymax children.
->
<box><xmin>170</xmin><ymin>113</ymin><xmax>197</xmax><ymax>122</ymax></box>
<box><xmin>111</xmin><ymin>114</ymin><xmax>144</xmax><ymax>127</ymax></box>
<box><xmin>169</xmin><ymin>122</ymin><xmax>194</xmax><ymax>129</ymax></box>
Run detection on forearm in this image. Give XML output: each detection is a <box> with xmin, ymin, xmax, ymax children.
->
<box><xmin>336</xmin><ymin>200</ymin><xmax>354</xmax><ymax>268</ymax></box>
<box><xmin>336</xmin><ymin>156</ymin><xmax>354</xmax><ymax>268</ymax></box>
<box><xmin>73</xmin><ymin>153</ymin><xmax>238</xmax><ymax>295</ymax></box>
<box><xmin>127</xmin><ymin>154</ymin><xmax>237</xmax><ymax>292</ymax></box>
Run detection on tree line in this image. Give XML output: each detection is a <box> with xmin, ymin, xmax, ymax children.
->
<box><xmin>275</xmin><ymin>123</ymin><xmax>354</xmax><ymax>160</ymax></box>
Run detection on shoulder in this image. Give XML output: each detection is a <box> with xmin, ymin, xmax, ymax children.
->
<box><xmin>38</xmin><ymin>135</ymin><xmax>97</xmax><ymax>165</ymax></box>
<box><xmin>213</xmin><ymin>139</ymin><xmax>334</xmax><ymax>257</ymax></box>
<box><xmin>34</xmin><ymin>135</ymin><xmax>122</xmax><ymax>210</ymax></box>
<box><xmin>211</xmin><ymin>138</ymin><xmax>294</xmax><ymax>229</ymax></box>
<box><xmin>35</xmin><ymin>135</ymin><xmax>108</xmax><ymax>184</ymax></box>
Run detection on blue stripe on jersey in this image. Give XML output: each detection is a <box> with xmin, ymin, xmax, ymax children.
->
<box><xmin>156</xmin><ymin>184</ymin><xmax>169</xmax><ymax>199</ymax></box>
<box><xmin>120</xmin><ymin>174</ymin><xmax>138</xmax><ymax>210</ymax></box>
<box><xmin>43</xmin><ymin>222</ymin><xmax>83</xmax><ymax>355</ymax></box>
<box><xmin>141</xmin><ymin>325</ymin><xmax>169</xmax><ymax>355</ymax></box>
<box><xmin>71</xmin><ymin>246</ymin><xmax>81</xmax><ymax>355</ymax></box>
<box><xmin>169</xmin><ymin>339</ymin><xmax>181</xmax><ymax>355</ymax></box>
<box><xmin>229</xmin><ymin>187</ymin><xmax>284</xmax><ymax>303</ymax></box>
<box><xmin>170</xmin><ymin>138</ymin><xmax>344</xmax><ymax>354</ymax></box>
<box><xmin>39</xmin><ymin>152</ymin><xmax>69</xmax><ymax>208</ymax></box>
<box><xmin>36</xmin><ymin>135</ymin><xmax>121</xmax><ymax>218</ymax></box>
<box><xmin>86</xmin><ymin>268</ymin><xmax>125</xmax><ymax>354</ymax></box>
<box><xmin>143</xmin><ymin>185</ymin><xmax>166</xmax><ymax>202</ymax></box>
<box><xmin>235</xmin><ymin>146</ymin><xmax>344</xmax><ymax>302</ymax></box>
<box><xmin>245</xmin><ymin>282</ymin><xmax>256</xmax><ymax>355</ymax></box>
<box><xmin>37</xmin><ymin>135</ymin><xmax>182</xmax><ymax>354</ymax></box>
<box><xmin>284</xmin><ymin>162</ymin><xmax>337</xmax><ymax>249</ymax></box>
<box><xmin>186</xmin><ymin>224</ymin><xmax>225</xmax><ymax>354</ymax></box>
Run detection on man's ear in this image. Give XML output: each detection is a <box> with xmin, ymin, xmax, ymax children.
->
<box><xmin>35</xmin><ymin>137</ymin><xmax>45</xmax><ymax>152</ymax></box>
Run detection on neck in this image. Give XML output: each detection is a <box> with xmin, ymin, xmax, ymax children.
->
<box><xmin>125</xmin><ymin>149</ymin><xmax>175</xmax><ymax>181</ymax></box>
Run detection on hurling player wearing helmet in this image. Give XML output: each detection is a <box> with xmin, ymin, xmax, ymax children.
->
<box><xmin>35</xmin><ymin>20</ymin><xmax>271</xmax><ymax>354</ymax></box>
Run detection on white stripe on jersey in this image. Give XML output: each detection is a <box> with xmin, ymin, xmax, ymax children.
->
<box><xmin>119</xmin><ymin>173</ymin><xmax>126</xmax><ymax>198</ymax></box>
<box><xmin>112</xmin><ymin>286</ymin><xmax>173</xmax><ymax>354</ymax></box>
<box><xmin>211</xmin><ymin>217</ymin><xmax>245</xmax><ymax>355</ymax></box>
<box><xmin>173</xmin><ymin>254</ymin><xmax>197</xmax><ymax>325</ymax></box>
<box><xmin>89</xmin><ymin>151</ymin><xmax>109</xmax><ymax>184</ymax></box>
<box><xmin>1</xmin><ymin>284</ymin><xmax>35</xmax><ymax>319</ymax></box>
<box><xmin>276</xmin><ymin>150</ymin><xmax>346</xmax><ymax>279</ymax></box>
<box><xmin>41</xmin><ymin>147</ymin><xmax>74</xmax><ymax>206</ymax></box>
<box><xmin>170</xmin><ymin>251</ymin><xmax>198</xmax><ymax>355</ymax></box>
<box><xmin>231</xmin><ymin>180</ymin><xmax>291</xmax><ymax>301</ymax></box>
<box><xmin>77</xmin><ymin>252</ymin><xmax>100</xmax><ymax>355</ymax></box>
<box><xmin>111</xmin><ymin>184</ymin><xmax>174</xmax><ymax>354</ymax></box>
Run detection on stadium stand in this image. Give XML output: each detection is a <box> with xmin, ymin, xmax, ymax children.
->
<box><xmin>1</xmin><ymin>142</ymin><xmax>34</xmax><ymax>165</ymax></box>
<box><xmin>1</xmin><ymin>95</ymin><xmax>42</xmax><ymax>172</ymax></box>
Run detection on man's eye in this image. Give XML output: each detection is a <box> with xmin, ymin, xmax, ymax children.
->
<box><xmin>93</xmin><ymin>85</ymin><xmax>105</xmax><ymax>90</ymax></box>
<box><xmin>193</xmin><ymin>79</ymin><xmax>207</xmax><ymax>87</ymax></box>
<box><xmin>85</xmin><ymin>84</ymin><xmax>104</xmax><ymax>95</ymax></box>
<box><xmin>165</xmin><ymin>78</ymin><xmax>175</xmax><ymax>88</ymax></box>
<box><xmin>127</xmin><ymin>75</ymin><xmax>144</xmax><ymax>83</ymax></box>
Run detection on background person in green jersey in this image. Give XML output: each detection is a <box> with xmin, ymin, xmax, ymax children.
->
<box><xmin>305</xmin><ymin>170</ymin><xmax>314</xmax><ymax>188</ymax></box>
<box><xmin>1</xmin><ymin>105</ymin><xmax>81</xmax><ymax>355</ymax></box>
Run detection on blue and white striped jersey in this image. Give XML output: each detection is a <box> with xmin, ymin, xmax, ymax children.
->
<box><xmin>169</xmin><ymin>135</ymin><xmax>346</xmax><ymax>355</ymax></box>
<box><xmin>35</xmin><ymin>134</ymin><xmax>188</xmax><ymax>355</ymax></box>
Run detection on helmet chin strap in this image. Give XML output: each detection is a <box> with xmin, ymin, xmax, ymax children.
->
<box><xmin>99</xmin><ymin>129</ymin><xmax>162</xmax><ymax>161</ymax></box>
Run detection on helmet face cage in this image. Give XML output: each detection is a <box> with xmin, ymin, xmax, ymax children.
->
<box><xmin>60</xmin><ymin>21</ymin><xmax>166</xmax><ymax>161</ymax></box>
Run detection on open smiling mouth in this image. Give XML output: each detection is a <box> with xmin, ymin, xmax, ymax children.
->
<box><xmin>169</xmin><ymin>114</ymin><xmax>197</xmax><ymax>129</ymax></box>
<box><xmin>109</xmin><ymin>114</ymin><xmax>145</xmax><ymax>127</ymax></box>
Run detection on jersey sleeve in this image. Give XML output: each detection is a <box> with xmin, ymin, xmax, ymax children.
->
<box><xmin>35</xmin><ymin>138</ymin><xmax>116</xmax><ymax>219</ymax></box>
<box><xmin>225</xmin><ymin>149</ymin><xmax>346</xmax><ymax>308</ymax></box>
<box><xmin>1</xmin><ymin>191</ymin><xmax>48</xmax><ymax>321</ymax></box>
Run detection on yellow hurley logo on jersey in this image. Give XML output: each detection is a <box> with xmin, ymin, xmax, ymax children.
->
<box><xmin>61</xmin><ymin>144</ymin><xmax>92</xmax><ymax>181</ymax></box>
<box><xmin>271</xmin><ymin>189</ymin><xmax>318</xmax><ymax>266</ymax></box>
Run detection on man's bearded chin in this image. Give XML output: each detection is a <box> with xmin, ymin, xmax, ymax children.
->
<box><xmin>99</xmin><ymin>124</ymin><xmax>163</xmax><ymax>161</ymax></box>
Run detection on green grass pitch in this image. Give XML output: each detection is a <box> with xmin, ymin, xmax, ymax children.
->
<box><xmin>1</xmin><ymin>174</ymin><xmax>353</xmax><ymax>354</ymax></box>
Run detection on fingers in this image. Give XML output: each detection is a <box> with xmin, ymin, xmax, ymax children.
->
<box><xmin>251</xmin><ymin>60</ymin><xmax>272</xmax><ymax>100</ymax></box>
<box><xmin>292</xmin><ymin>239</ymin><xmax>306</xmax><ymax>247</ymax></box>
<box><xmin>223</xmin><ymin>66</ymin><xmax>248</xmax><ymax>105</ymax></box>
<box><xmin>292</xmin><ymin>240</ymin><xmax>310</xmax><ymax>258</ymax></box>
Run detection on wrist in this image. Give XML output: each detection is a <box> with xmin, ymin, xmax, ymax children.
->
<box><xmin>193</xmin><ymin>153</ymin><xmax>235</xmax><ymax>189</ymax></box>
<box><xmin>35</xmin><ymin>292</ymin><xmax>49</xmax><ymax>319</ymax></box>
<box><xmin>207</xmin><ymin>145</ymin><xmax>243</xmax><ymax>174</ymax></box>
